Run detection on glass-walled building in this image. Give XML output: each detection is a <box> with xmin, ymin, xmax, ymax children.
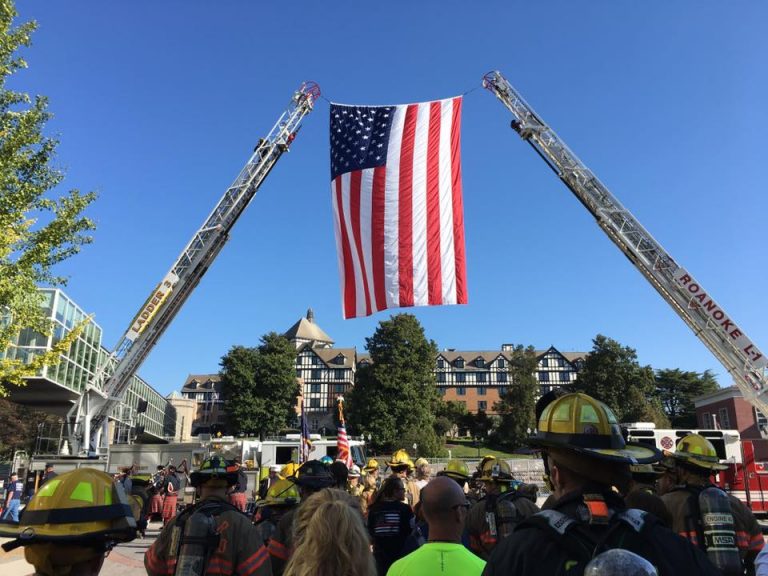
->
<box><xmin>1</xmin><ymin>288</ymin><xmax>175</xmax><ymax>443</ymax></box>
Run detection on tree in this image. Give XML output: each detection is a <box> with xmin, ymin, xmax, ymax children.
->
<box><xmin>434</xmin><ymin>400</ymin><xmax>467</xmax><ymax>439</ymax></box>
<box><xmin>491</xmin><ymin>344</ymin><xmax>538</xmax><ymax>450</ymax></box>
<box><xmin>572</xmin><ymin>334</ymin><xmax>669</xmax><ymax>426</ymax></box>
<box><xmin>0</xmin><ymin>0</ymin><xmax>96</xmax><ymax>394</ymax></box>
<box><xmin>656</xmin><ymin>368</ymin><xmax>718</xmax><ymax>427</ymax></box>
<box><xmin>461</xmin><ymin>409</ymin><xmax>495</xmax><ymax>440</ymax></box>
<box><xmin>0</xmin><ymin>398</ymin><xmax>59</xmax><ymax>458</ymax></box>
<box><xmin>347</xmin><ymin>313</ymin><xmax>443</xmax><ymax>456</ymax></box>
<box><xmin>220</xmin><ymin>333</ymin><xmax>299</xmax><ymax>438</ymax></box>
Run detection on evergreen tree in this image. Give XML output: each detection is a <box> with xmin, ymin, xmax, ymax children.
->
<box><xmin>656</xmin><ymin>368</ymin><xmax>718</xmax><ymax>427</ymax></box>
<box><xmin>347</xmin><ymin>313</ymin><xmax>443</xmax><ymax>456</ymax></box>
<box><xmin>492</xmin><ymin>344</ymin><xmax>538</xmax><ymax>450</ymax></box>
<box><xmin>0</xmin><ymin>0</ymin><xmax>97</xmax><ymax>393</ymax></box>
<box><xmin>220</xmin><ymin>333</ymin><xmax>299</xmax><ymax>438</ymax></box>
<box><xmin>572</xmin><ymin>334</ymin><xmax>669</xmax><ymax>425</ymax></box>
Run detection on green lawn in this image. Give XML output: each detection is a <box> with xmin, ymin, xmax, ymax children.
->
<box><xmin>444</xmin><ymin>439</ymin><xmax>531</xmax><ymax>460</ymax></box>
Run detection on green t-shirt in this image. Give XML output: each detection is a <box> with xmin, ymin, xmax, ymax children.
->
<box><xmin>386</xmin><ymin>542</ymin><xmax>486</xmax><ymax>576</ymax></box>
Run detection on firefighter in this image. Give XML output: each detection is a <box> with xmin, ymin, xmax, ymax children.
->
<box><xmin>483</xmin><ymin>393</ymin><xmax>720</xmax><ymax>576</ymax></box>
<box><xmin>363</xmin><ymin>457</ymin><xmax>381</xmax><ymax>489</ymax></box>
<box><xmin>465</xmin><ymin>458</ymin><xmax>540</xmax><ymax>560</ymax></box>
<box><xmin>145</xmin><ymin>454</ymin><xmax>271</xmax><ymax>576</ymax></box>
<box><xmin>437</xmin><ymin>459</ymin><xmax>472</xmax><ymax>494</ymax></box>
<box><xmin>253</xmin><ymin>478</ymin><xmax>300</xmax><ymax>547</ymax></box>
<box><xmin>267</xmin><ymin>459</ymin><xmax>335</xmax><ymax>576</ymax></box>
<box><xmin>388</xmin><ymin>449</ymin><xmax>420</xmax><ymax>507</ymax></box>
<box><xmin>228</xmin><ymin>457</ymin><xmax>248</xmax><ymax>512</ymax></box>
<box><xmin>0</xmin><ymin>468</ymin><xmax>136</xmax><ymax>575</ymax></box>
<box><xmin>658</xmin><ymin>433</ymin><xmax>764</xmax><ymax>574</ymax></box>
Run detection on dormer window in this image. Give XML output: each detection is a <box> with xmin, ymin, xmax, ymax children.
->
<box><xmin>334</xmin><ymin>354</ymin><xmax>346</xmax><ymax>365</ymax></box>
<box><xmin>455</xmin><ymin>358</ymin><xmax>464</xmax><ymax>368</ymax></box>
<box><xmin>474</xmin><ymin>357</ymin><xmax>484</xmax><ymax>368</ymax></box>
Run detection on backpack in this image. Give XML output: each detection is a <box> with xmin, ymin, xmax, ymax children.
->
<box><xmin>519</xmin><ymin>495</ymin><xmax>670</xmax><ymax>576</ymax></box>
<box><xmin>172</xmin><ymin>500</ymin><xmax>236</xmax><ymax>576</ymax></box>
<box><xmin>484</xmin><ymin>489</ymin><xmax>526</xmax><ymax>540</ymax></box>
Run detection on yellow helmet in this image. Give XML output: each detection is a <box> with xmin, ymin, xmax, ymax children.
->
<box><xmin>364</xmin><ymin>458</ymin><xmax>380</xmax><ymax>472</ymax></box>
<box><xmin>668</xmin><ymin>434</ymin><xmax>727</xmax><ymax>471</ymax></box>
<box><xmin>479</xmin><ymin>459</ymin><xmax>514</xmax><ymax>482</ymax></box>
<box><xmin>386</xmin><ymin>449</ymin><xmax>412</xmax><ymax>469</ymax></box>
<box><xmin>529</xmin><ymin>393</ymin><xmax>660</xmax><ymax>464</ymax></box>
<box><xmin>0</xmin><ymin>468</ymin><xmax>136</xmax><ymax>550</ymax></box>
<box><xmin>263</xmin><ymin>479</ymin><xmax>300</xmax><ymax>507</ymax></box>
<box><xmin>281</xmin><ymin>462</ymin><xmax>298</xmax><ymax>478</ymax></box>
<box><xmin>438</xmin><ymin>459</ymin><xmax>470</xmax><ymax>482</ymax></box>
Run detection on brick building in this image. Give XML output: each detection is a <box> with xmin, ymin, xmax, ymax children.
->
<box><xmin>694</xmin><ymin>386</ymin><xmax>768</xmax><ymax>458</ymax></box>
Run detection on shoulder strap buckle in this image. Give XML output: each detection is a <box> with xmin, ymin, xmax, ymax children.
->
<box><xmin>583</xmin><ymin>494</ymin><xmax>610</xmax><ymax>526</ymax></box>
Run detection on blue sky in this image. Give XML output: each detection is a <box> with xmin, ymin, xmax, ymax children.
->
<box><xmin>17</xmin><ymin>1</ymin><xmax>767</xmax><ymax>396</ymax></box>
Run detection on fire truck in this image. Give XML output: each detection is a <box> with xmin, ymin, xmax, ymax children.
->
<box><xmin>483</xmin><ymin>72</ymin><xmax>768</xmax><ymax>512</ymax></box>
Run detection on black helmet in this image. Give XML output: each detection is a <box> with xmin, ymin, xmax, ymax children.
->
<box><xmin>289</xmin><ymin>460</ymin><xmax>335</xmax><ymax>489</ymax></box>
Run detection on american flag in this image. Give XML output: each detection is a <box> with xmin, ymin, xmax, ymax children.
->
<box><xmin>300</xmin><ymin>400</ymin><xmax>312</xmax><ymax>463</ymax></box>
<box><xmin>330</xmin><ymin>97</ymin><xmax>467</xmax><ymax>319</ymax></box>
<box><xmin>336</xmin><ymin>397</ymin><xmax>353</xmax><ymax>467</ymax></box>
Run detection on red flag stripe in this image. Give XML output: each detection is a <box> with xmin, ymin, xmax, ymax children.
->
<box><xmin>349</xmin><ymin>170</ymin><xmax>372</xmax><ymax>316</ymax></box>
<box><xmin>371</xmin><ymin>166</ymin><xmax>387</xmax><ymax>312</ymax></box>
<box><xmin>426</xmin><ymin>101</ymin><xmax>443</xmax><ymax>305</ymax></box>
<box><xmin>450</xmin><ymin>97</ymin><xmax>467</xmax><ymax>304</ymax></box>
<box><xmin>398</xmin><ymin>104</ymin><xmax>418</xmax><ymax>308</ymax></box>
<box><xmin>334</xmin><ymin>175</ymin><xmax>356</xmax><ymax>318</ymax></box>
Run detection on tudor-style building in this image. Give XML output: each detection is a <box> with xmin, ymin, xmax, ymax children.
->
<box><xmin>435</xmin><ymin>346</ymin><xmax>585</xmax><ymax>414</ymax></box>
<box><xmin>180</xmin><ymin>374</ymin><xmax>225</xmax><ymax>436</ymax></box>
<box><xmin>285</xmin><ymin>309</ymin><xmax>356</xmax><ymax>432</ymax></box>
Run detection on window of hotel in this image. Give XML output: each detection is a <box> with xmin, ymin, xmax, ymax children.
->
<box><xmin>498</xmin><ymin>386</ymin><xmax>507</xmax><ymax>397</ymax></box>
<box><xmin>457</xmin><ymin>387</ymin><xmax>466</xmax><ymax>396</ymax></box>
<box><xmin>437</xmin><ymin>372</ymin><xmax>446</xmax><ymax>383</ymax></box>
<box><xmin>497</xmin><ymin>372</ymin><xmax>508</xmax><ymax>383</ymax></box>
<box><xmin>455</xmin><ymin>358</ymin><xmax>465</xmax><ymax>368</ymax></box>
<box><xmin>540</xmin><ymin>357</ymin><xmax>549</xmax><ymax>367</ymax></box>
<box><xmin>478</xmin><ymin>386</ymin><xmax>486</xmax><ymax>396</ymax></box>
<box><xmin>561</xmin><ymin>371</ymin><xmax>571</xmax><ymax>382</ymax></box>
<box><xmin>309</xmin><ymin>398</ymin><xmax>320</xmax><ymax>408</ymax></box>
<box><xmin>456</xmin><ymin>373</ymin><xmax>466</xmax><ymax>383</ymax></box>
<box><xmin>475</xmin><ymin>358</ymin><xmax>484</xmax><ymax>368</ymax></box>
<box><xmin>477</xmin><ymin>372</ymin><xmax>487</xmax><ymax>383</ymax></box>
<box><xmin>311</xmin><ymin>369</ymin><xmax>321</xmax><ymax>380</ymax></box>
<box><xmin>478</xmin><ymin>401</ymin><xmax>487</xmax><ymax>411</ymax></box>
<box><xmin>558</xmin><ymin>357</ymin><xmax>565</xmax><ymax>367</ymax></box>
<box><xmin>497</xmin><ymin>358</ymin><xmax>506</xmax><ymax>368</ymax></box>
<box><xmin>334</xmin><ymin>384</ymin><xmax>345</xmax><ymax>393</ymax></box>
<box><xmin>539</xmin><ymin>371</ymin><xmax>550</xmax><ymax>382</ymax></box>
<box><xmin>309</xmin><ymin>383</ymin><xmax>321</xmax><ymax>393</ymax></box>
<box><xmin>437</xmin><ymin>358</ymin><xmax>445</xmax><ymax>368</ymax></box>
<box><xmin>334</xmin><ymin>369</ymin><xmax>345</xmax><ymax>380</ymax></box>
<box><xmin>311</xmin><ymin>356</ymin><xmax>319</xmax><ymax>365</ymax></box>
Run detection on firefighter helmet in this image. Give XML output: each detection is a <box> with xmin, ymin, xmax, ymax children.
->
<box><xmin>479</xmin><ymin>459</ymin><xmax>515</xmax><ymax>482</ymax></box>
<box><xmin>263</xmin><ymin>479</ymin><xmax>300</xmax><ymax>507</ymax></box>
<box><xmin>348</xmin><ymin>465</ymin><xmax>362</xmax><ymax>478</ymax></box>
<box><xmin>668</xmin><ymin>433</ymin><xmax>727</xmax><ymax>471</ymax></box>
<box><xmin>320</xmin><ymin>455</ymin><xmax>334</xmax><ymax>466</ymax></box>
<box><xmin>364</xmin><ymin>458</ymin><xmax>380</xmax><ymax>472</ymax></box>
<box><xmin>280</xmin><ymin>462</ymin><xmax>298</xmax><ymax>478</ymax></box>
<box><xmin>0</xmin><ymin>468</ymin><xmax>136</xmax><ymax>551</ymax></box>
<box><xmin>529</xmin><ymin>393</ymin><xmax>660</xmax><ymax>464</ymax></box>
<box><xmin>290</xmin><ymin>459</ymin><xmax>335</xmax><ymax>489</ymax></box>
<box><xmin>386</xmin><ymin>449</ymin><xmax>413</xmax><ymax>469</ymax></box>
<box><xmin>189</xmin><ymin>454</ymin><xmax>238</xmax><ymax>487</ymax></box>
<box><xmin>438</xmin><ymin>459</ymin><xmax>470</xmax><ymax>482</ymax></box>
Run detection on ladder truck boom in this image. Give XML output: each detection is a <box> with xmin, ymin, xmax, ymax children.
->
<box><xmin>482</xmin><ymin>71</ymin><xmax>768</xmax><ymax>414</ymax></box>
<box><xmin>70</xmin><ymin>82</ymin><xmax>321</xmax><ymax>455</ymax></box>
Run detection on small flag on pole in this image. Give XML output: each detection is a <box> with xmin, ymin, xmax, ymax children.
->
<box><xmin>336</xmin><ymin>396</ymin><xmax>353</xmax><ymax>467</ymax></box>
<box><xmin>300</xmin><ymin>400</ymin><xmax>312</xmax><ymax>464</ymax></box>
<box><xmin>330</xmin><ymin>97</ymin><xmax>467</xmax><ymax>319</ymax></box>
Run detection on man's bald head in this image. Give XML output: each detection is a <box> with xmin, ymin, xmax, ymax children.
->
<box><xmin>421</xmin><ymin>475</ymin><xmax>468</xmax><ymax>531</ymax></box>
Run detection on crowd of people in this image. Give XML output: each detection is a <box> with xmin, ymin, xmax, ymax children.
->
<box><xmin>2</xmin><ymin>390</ymin><xmax>768</xmax><ymax>575</ymax></box>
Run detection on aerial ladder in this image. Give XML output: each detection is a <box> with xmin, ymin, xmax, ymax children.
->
<box><xmin>68</xmin><ymin>82</ymin><xmax>321</xmax><ymax>456</ymax></box>
<box><xmin>482</xmin><ymin>71</ymin><xmax>768</xmax><ymax>416</ymax></box>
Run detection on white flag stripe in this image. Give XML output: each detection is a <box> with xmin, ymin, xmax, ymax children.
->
<box><xmin>330</xmin><ymin>179</ymin><xmax>347</xmax><ymax>313</ymax></box>
<box><xmin>340</xmin><ymin>172</ymin><xmax>367</xmax><ymax>318</ymax></box>
<box><xmin>383</xmin><ymin>106</ymin><xmax>407</xmax><ymax>310</ymax></box>
<box><xmin>360</xmin><ymin>169</ymin><xmax>377</xmax><ymax>314</ymax></box>
<box><xmin>411</xmin><ymin>102</ymin><xmax>431</xmax><ymax>307</ymax></box>
<box><xmin>438</xmin><ymin>98</ymin><xmax>457</xmax><ymax>304</ymax></box>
